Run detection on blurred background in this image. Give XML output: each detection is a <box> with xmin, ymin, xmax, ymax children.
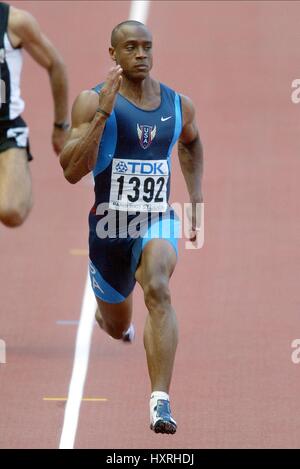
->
<box><xmin>0</xmin><ymin>1</ymin><xmax>300</xmax><ymax>449</ymax></box>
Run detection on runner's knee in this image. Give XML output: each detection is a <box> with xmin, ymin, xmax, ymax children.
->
<box><xmin>0</xmin><ymin>205</ymin><xmax>25</xmax><ymax>227</ymax></box>
<box><xmin>144</xmin><ymin>277</ymin><xmax>171</xmax><ymax>313</ymax></box>
<box><xmin>0</xmin><ymin>190</ymin><xmax>32</xmax><ymax>227</ymax></box>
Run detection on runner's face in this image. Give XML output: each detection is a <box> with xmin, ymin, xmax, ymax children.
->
<box><xmin>112</xmin><ymin>26</ymin><xmax>153</xmax><ymax>80</ymax></box>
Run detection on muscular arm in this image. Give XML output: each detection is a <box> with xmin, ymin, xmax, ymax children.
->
<box><xmin>178</xmin><ymin>95</ymin><xmax>204</xmax><ymax>204</ymax></box>
<box><xmin>60</xmin><ymin>65</ymin><xmax>123</xmax><ymax>184</ymax></box>
<box><xmin>59</xmin><ymin>90</ymin><xmax>107</xmax><ymax>184</ymax></box>
<box><xmin>9</xmin><ymin>7</ymin><xmax>68</xmax><ymax>153</ymax></box>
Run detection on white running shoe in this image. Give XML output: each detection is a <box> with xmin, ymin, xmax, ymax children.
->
<box><xmin>150</xmin><ymin>399</ymin><xmax>177</xmax><ymax>434</ymax></box>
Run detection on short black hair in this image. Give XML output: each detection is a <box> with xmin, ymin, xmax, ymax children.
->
<box><xmin>111</xmin><ymin>20</ymin><xmax>146</xmax><ymax>47</ymax></box>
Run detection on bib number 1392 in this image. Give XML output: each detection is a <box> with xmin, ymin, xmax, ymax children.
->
<box><xmin>116</xmin><ymin>175</ymin><xmax>165</xmax><ymax>203</ymax></box>
<box><xmin>109</xmin><ymin>159</ymin><xmax>169</xmax><ymax>212</ymax></box>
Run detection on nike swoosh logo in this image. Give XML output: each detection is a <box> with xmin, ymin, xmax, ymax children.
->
<box><xmin>161</xmin><ymin>116</ymin><xmax>172</xmax><ymax>122</ymax></box>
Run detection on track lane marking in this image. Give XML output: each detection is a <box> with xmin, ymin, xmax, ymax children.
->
<box><xmin>45</xmin><ymin>398</ymin><xmax>107</xmax><ymax>402</ymax></box>
<box><xmin>58</xmin><ymin>274</ymin><xmax>97</xmax><ymax>448</ymax></box>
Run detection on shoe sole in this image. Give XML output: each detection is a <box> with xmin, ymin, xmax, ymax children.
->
<box><xmin>150</xmin><ymin>420</ymin><xmax>177</xmax><ymax>435</ymax></box>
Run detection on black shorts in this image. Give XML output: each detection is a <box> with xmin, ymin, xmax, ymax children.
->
<box><xmin>0</xmin><ymin>116</ymin><xmax>33</xmax><ymax>161</ymax></box>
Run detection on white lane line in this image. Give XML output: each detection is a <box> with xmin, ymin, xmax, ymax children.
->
<box><xmin>59</xmin><ymin>274</ymin><xmax>96</xmax><ymax>449</ymax></box>
<box><xmin>58</xmin><ymin>0</ymin><xmax>150</xmax><ymax>450</ymax></box>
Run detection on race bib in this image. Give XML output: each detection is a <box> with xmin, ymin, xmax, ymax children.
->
<box><xmin>109</xmin><ymin>159</ymin><xmax>169</xmax><ymax>212</ymax></box>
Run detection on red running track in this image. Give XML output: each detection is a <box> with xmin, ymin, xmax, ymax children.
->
<box><xmin>0</xmin><ymin>0</ymin><xmax>300</xmax><ymax>449</ymax></box>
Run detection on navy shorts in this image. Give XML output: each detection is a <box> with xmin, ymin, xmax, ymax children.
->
<box><xmin>89</xmin><ymin>208</ymin><xmax>180</xmax><ymax>303</ymax></box>
<box><xmin>0</xmin><ymin>116</ymin><xmax>33</xmax><ymax>161</ymax></box>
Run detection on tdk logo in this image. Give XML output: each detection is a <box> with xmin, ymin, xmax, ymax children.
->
<box><xmin>116</xmin><ymin>161</ymin><xmax>166</xmax><ymax>175</ymax></box>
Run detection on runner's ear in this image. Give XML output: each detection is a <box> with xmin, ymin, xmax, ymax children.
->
<box><xmin>109</xmin><ymin>47</ymin><xmax>116</xmax><ymax>62</ymax></box>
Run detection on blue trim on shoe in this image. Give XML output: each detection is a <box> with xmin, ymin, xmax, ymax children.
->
<box><xmin>150</xmin><ymin>399</ymin><xmax>177</xmax><ymax>434</ymax></box>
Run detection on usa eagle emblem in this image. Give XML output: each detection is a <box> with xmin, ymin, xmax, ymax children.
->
<box><xmin>137</xmin><ymin>124</ymin><xmax>156</xmax><ymax>149</ymax></box>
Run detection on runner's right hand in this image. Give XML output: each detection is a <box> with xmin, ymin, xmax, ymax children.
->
<box><xmin>98</xmin><ymin>65</ymin><xmax>123</xmax><ymax>115</ymax></box>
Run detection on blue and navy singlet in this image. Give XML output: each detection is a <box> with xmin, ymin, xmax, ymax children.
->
<box><xmin>88</xmin><ymin>82</ymin><xmax>183</xmax><ymax>303</ymax></box>
<box><xmin>91</xmin><ymin>82</ymin><xmax>182</xmax><ymax>219</ymax></box>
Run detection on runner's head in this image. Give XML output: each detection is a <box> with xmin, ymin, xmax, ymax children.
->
<box><xmin>109</xmin><ymin>21</ymin><xmax>153</xmax><ymax>81</ymax></box>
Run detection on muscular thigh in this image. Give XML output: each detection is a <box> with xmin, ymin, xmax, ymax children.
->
<box><xmin>0</xmin><ymin>147</ymin><xmax>32</xmax><ymax>210</ymax></box>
